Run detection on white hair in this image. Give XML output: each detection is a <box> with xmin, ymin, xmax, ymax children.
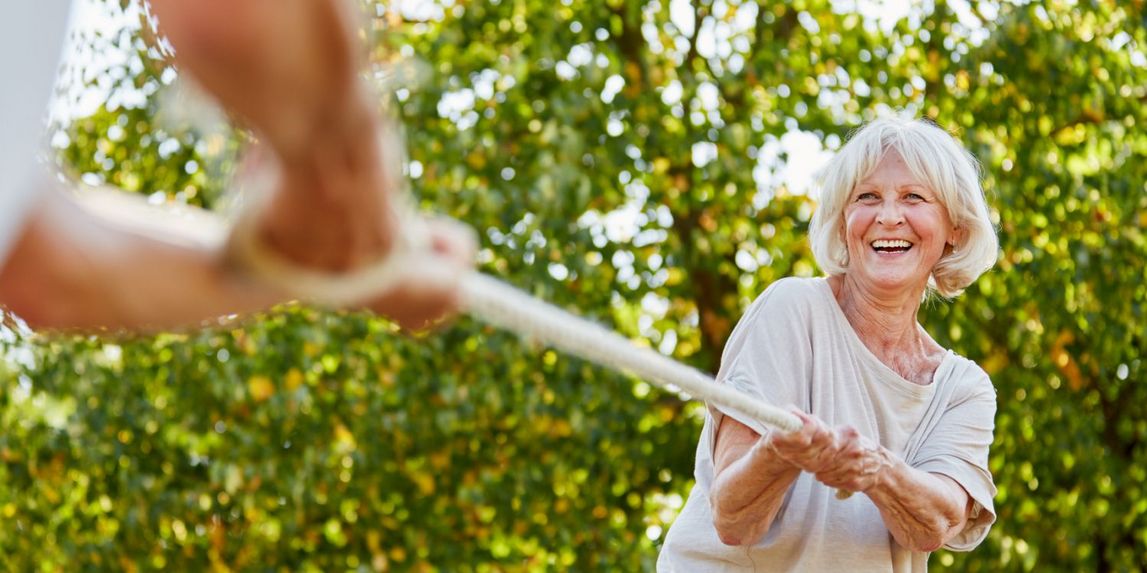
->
<box><xmin>808</xmin><ymin>117</ymin><xmax>998</xmax><ymax>297</ymax></box>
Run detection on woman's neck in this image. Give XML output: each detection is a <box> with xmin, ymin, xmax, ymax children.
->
<box><xmin>832</xmin><ymin>274</ymin><xmax>920</xmax><ymax>337</ymax></box>
<box><xmin>828</xmin><ymin>275</ymin><xmax>942</xmax><ymax>384</ymax></box>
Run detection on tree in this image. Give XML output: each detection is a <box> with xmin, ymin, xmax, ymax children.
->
<box><xmin>2</xmin><ymin>0</ymin><xmax>1144</xmax><ymax>570</ymax></box>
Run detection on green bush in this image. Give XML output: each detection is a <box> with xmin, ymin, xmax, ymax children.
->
<box><xmin>2</xmin><ymin>1</ymin><xmax>1144</xmax><ymax>570</ymax></box>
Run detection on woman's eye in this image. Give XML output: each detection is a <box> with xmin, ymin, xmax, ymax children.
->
<box><xmin>904</xmin><ymin>193</ymin><xmax>924</xmax><ymax>201</ymax></box>
<box><xmin>857</xmin><ymin>192</ymin><xmax>878</xmax><ymax>201</ymax></box>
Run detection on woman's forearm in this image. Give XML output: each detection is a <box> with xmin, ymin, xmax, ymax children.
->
<box><xmin>864</xmin><ymin>454</ymin><xmax>970</xmax><ymax>552</ymax></box>
<box><xmin>711</xmin><ymin>438</ymin><xmax>801</xmax><ymax>546</ymax></box>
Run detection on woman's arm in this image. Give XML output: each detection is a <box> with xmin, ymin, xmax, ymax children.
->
<box><xmin>812</xmin><ymin>428</ymin><xmax>972</xmax><ymax>552</ymax></box>
<box><xmin>866</xmin><ymin>463</ymin><xmax>972</xmax><ymax>552</ymax></box>
<box><xmin>710</xmin><ymin>409</ymin><xmax>845</xmax><ymax>546</ymax></box>
<box><xmin>710</xmin><ymin>416</ymin><xmax>801</xmax><ymax>546</ymax></box>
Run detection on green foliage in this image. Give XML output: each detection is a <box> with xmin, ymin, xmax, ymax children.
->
<box><xmin>2</xmin><ymin>0</ymin><xmax>1145</xmax><ymax>571</ymax></box>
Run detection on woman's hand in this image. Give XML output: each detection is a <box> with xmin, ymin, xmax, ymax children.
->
<box><xmin>765</xmin><ymin>408</ymin><xmax>842</xmax><ymax>474</ymax></box>
<box><xmin>811</xmin><ymin>426</ymin><xmax>893</xmax><ymax>494</ymax></box>
<box><xmin>767</xmin><ymin>411</ymin><xmax>892</xmax><ymax>496</ymax></box>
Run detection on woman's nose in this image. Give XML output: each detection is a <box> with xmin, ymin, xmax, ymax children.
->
<box><xmin>876</xmin><ymin>201</ymin><xmax>904</xmax><ymax>226</ymax></box>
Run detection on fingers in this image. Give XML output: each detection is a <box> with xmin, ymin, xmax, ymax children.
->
<box><xmin>811</xmin><ymin>432</ymin><xmax>859</xmax><ymax>486</ymax></box>
<box><xmin>427</xmin><ymin>217</ymin><xmax>479</xmax><ymax>267</ymax></box>
<box><xmin>364</xmin><ymin>217</ymin><xmax>477</xmax><ymax>331</ymax></box>
<box><xmin>765</xmin><ymin>415</ymin><xmax>886</xmax><ymax>493</ymax></box>
<box><xmin>772</xmin><ymin>408</ymin><xmax>832</xmax><ymax>450</ymax></box>
<box><xmin>767</xmin><ymin>409</ymin><xmax>838</xmax><ymax>473</ymax></box>
<box><xmin>812</xmin><ymin>427</ymin><xmax>886</xmax><ymax>493</ymax></box>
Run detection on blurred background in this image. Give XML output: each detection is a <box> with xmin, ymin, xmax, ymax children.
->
<box><xmin>1</xmin><ymin>0</ymin><xmax>1144</xmax><ymax>570</ymax></box>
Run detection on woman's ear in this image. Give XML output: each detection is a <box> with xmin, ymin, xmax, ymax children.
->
<box><xmin>948</xmin><ymin>225</ymin><xmax>965</xmax><ymax>248</ymax></box>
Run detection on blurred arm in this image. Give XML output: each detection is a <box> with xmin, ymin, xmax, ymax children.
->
<box><xmin>0</xmin><ymin>185</ymin><xmax>476</xmax><ymax>332</ymax></box>
<box><xmin>0</xmin><ymin>186</ymin><xmax>279</xmax><ymax>332</ymax></box>
<box><xmin>148</xmin><ymin>0</ymin><xmax>401</xmax><ymax>272</ymax></box>
<box><xmin>0</xmin><ymin>0</ymin><xmax>476</xmax><ymax>332</ymax></box>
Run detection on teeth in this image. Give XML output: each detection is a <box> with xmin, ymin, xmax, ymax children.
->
<box><xmin>872</xmin><ymin>239</ymin><xmax>912</xmax><ymax>249</ymax></box>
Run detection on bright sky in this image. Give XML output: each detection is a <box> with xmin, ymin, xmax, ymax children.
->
<box><xmin>51</xmin><ymin>0</ymin><xmax>145</xmax><ymax>124</ymax></box>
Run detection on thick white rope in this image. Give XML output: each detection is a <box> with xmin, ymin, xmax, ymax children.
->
<box><xmin>464</xmin><ymin>275</ymin><xmax>854</xmax><ymax>499</ymax></box>
<box><xmin>76</xmin><ymin>187</ymin><xmax>857</xmax><ymax>498</ymax></box>
<box><xmin>96</xmin><ymin>95</ymin><xmax>799</xmax><ymax>430</ymax></box>
<box><xmin>459</xmin><ymin>272</ymin><xmax>801</xmax><ymax>432</ymax></box>
<box><xmin>73</xmin><ymin>188</ymin><xmax>800</xmax><ymax>430</ymax></box>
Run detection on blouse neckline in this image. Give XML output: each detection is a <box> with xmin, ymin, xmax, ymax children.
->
<box><xmin>813</xmin><ymin>277</ymin><xmax>951</xmax><ymax>395</ymax></box>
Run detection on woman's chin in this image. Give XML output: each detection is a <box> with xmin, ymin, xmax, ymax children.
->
<box><xmin>852</xmin><ymin>272</ymin><xmax>928</xmax><ymax>296</ymax></box>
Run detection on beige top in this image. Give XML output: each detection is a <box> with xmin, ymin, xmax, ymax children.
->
<box><xmin>658</xmin><ymin>277</ymin><xmax>997</xmax><ymax>573</ymax></box>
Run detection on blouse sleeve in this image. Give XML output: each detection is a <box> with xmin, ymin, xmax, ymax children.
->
<box><xmin>911</xmin><ymin>373</ymin><xmax>998</xmax><ymax>551</ymax></box>
<box><xmin>706</xmin><ymin>278</ymin><xmax>815</xmax><ymax>443</ymax></box>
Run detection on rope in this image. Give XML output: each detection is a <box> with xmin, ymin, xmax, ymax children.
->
<box><xmin>459</xmin><ymin>274</ymin><xmax>851</xmax><ymax>498</ymax></box>
<box><xmin>75</xmin><ymin>186</ymin><xmax>800</xmax><ymax>430</ymax></box>
<box><xmin>74</xmin><ymin>187</ymin><xmax>802</xmax><ymax>431</ymax></box>
<box><xmin>221</xmin><ymin>130</ymin><xmax>438</xmax><ymax>308</ymax></box>
<box><xmin>460</xmin><ymin>272</ymin><xmax>801</xmax><ymax>432</ymax></box>
<box><xmin>75</xmin><ymin>187</ymin><xmax>853</xmax><ymax>498</ymax></box>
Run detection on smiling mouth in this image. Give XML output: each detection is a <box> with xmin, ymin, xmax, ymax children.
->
<box><xmin>871</xmin><ymin>239</ymin><xmax>913</xmax><ymax>253</ymax></box>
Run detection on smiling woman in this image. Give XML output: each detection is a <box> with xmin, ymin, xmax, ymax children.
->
<box><xmin>810</xmin><ymin>117</ymin><xmax>999</xmax><ymax>298</ymax></box>
<box><xmin>658</xmin><ymin>116</ymin><xmax>1001</xmax><ymax>573</ymax></box>
<box><xmin>842</xmin><ymin>150</ymin><xmax>961</xmax><ymax>298</ymax></box>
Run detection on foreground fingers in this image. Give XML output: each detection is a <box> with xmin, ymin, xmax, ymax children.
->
<box><xmin>363</xmin><ymin>217</ymin><xmax>477</xmax><ymax>330</ymax></box>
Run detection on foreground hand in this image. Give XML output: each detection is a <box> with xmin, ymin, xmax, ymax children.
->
<box><xmin>812</xmin><ymin>426</ymin><xmax>892</xmax><ymax>494</ymax></box>
<box><xmin>226</xmin><ymin>150</ymin><xmax>477</xmax><ymax>329</ymax></box>
<box><xmin>245</xmin><ymin>136</ymin><xmax>404</xmax><ymax>273</ymax></box>
<box><xmin>150</xmin><ymin>0</ymin><xmax>371</xmax><ymax>159</ymax></box>
<box><xmin>358</xmin><ymin>217</ymin><xmax>477</xmax><ymax>331</ymax></box>
<box><xmin>154</xmin><ymin>0</ymin><xmax>411</xmax><ymax>274</ymax></box>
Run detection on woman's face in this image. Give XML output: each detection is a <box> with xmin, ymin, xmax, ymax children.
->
<box><xmin>842</xmin><ymin>150</ymin><xmax>958</xmax><ymax>296</ymax></box>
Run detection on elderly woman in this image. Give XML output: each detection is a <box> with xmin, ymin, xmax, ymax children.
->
<box><xmin>658</xmin><ymin>117</ymin><xmax>999</xmax><ymax>572</ymax></box>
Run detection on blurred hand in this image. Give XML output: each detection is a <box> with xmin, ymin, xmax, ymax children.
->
<box><xmin>243</xmin><ymin>138</ymin><xmax>403</xmax><ymax>273</ymax></box>
<box><xmin>359</xmin><ymin>217</ymin><xmax>477</xmax><ymax>331</ymax></box>
<box><xmin>155</xmin><ymin>0</ymin><xmax>402</xmax><ymax>274</ymax></box>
